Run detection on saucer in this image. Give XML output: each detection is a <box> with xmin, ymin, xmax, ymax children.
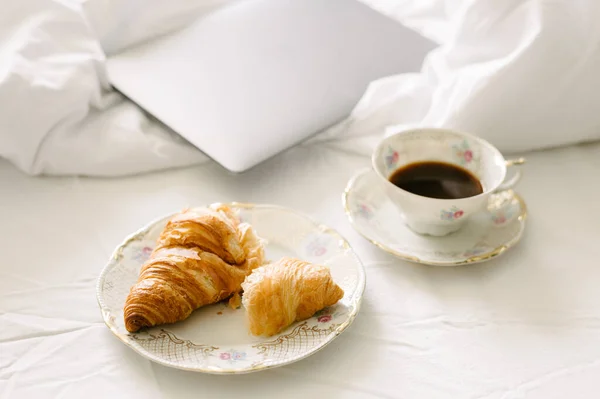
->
<box><xmin>342</xmin><ymin>169</ymin><xmax>527</xmax><ymax>266</ymax></box>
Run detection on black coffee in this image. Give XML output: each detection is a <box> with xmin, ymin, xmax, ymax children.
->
<box><xmin>389</xmin><ymin>161</ymin><xmax>483</xmax><ymax>199</ymax></box>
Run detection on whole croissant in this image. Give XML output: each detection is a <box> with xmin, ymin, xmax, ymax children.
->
<box><xmin>124</xmin><ymin>205</ymin><xmax>264</xmax><ymax>333</ymax></box>
<box><xmin>241</xmin><ymin>257</ymin><xmax>344</xmax><ymax>336</ymax></box>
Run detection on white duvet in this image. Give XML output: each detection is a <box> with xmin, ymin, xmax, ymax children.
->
<box><xmin>1</xmin><ymin>0</ymin><xmax>599</xmax><ymax>176</ymax></box>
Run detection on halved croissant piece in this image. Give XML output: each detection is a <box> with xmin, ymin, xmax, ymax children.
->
<box><xmin>155</xmin><ymin>207</ymin><xmax>245</xmax><ymax>265</ymax></box>
<box><xmin>124</xmin><ymin>204</ymin><xmax>265</xmax><ymax>333</ymax></box>
<box><xmin>241</xmin><ymin>257</ymin><xmax>344</xmax><ymax>336</ymax></box>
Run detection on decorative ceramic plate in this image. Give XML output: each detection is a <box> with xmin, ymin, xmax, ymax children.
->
<box><xmin>97</xmin><ymin>203</ymin><xmax>365</xmax><ymax>374</ymax></box>
<box><xmin>343</xmin><ymin>169</ymin><xmax>527</xmax><ymax>266</ymax></box>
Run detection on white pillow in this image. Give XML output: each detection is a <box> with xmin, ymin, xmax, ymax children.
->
<box><xmin>324</xmin><ymin>0</ymin><xmax>600</xmax><ymax>154</ymax></box>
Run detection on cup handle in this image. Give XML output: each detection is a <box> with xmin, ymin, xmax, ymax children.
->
<box><xmin>494</xmin><ymin>158</ymin><xmax>525</xmax><ymax>192</ymax></box>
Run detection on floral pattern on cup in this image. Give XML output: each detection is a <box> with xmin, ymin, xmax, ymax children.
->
<box><xmin>385</xmin><ymin>147</ymin><xmax>399</xmax><ymax>170</ymax></box>
<box><xmin>490</xmin><ymin>205</ymin><xmax>516</xmax><ymax>226</ymax></box>
<box><xmin>452</xmin><ymin>140</ymin><xmax>474</xmax><ymax>165</ymax></box>
<box><xmin>440</xmin><ymin>206</ymin><xmax>464</xmax><ymax>221</ymax></box>
<box><xmin>317</xmin><ymin>315</ymin><xmax>332</xmax><ymax>323</ymax></box>
<box><xmin>219</xmin><ymin>350</ymin><xmax>246</xmax><ymax>362</ymax></box>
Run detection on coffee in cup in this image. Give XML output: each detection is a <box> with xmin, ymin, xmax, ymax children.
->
<box><xmin>372</xmin><ymin>128</ymin><xmax>523</xmax><ymax>236</ymax></box>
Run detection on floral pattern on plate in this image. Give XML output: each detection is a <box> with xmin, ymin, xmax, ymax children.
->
<box><xmin>133</xmin><ymin>246</ymin><xmax>153</xmax><ymax>262</ymax></box>
<box><xmin>219</xmin><ymin>350</ymin><xmax>247</xmax><ymax>362</ymax></box>
<box><xmin>97</xmin><ymin>203</ymin><xmax>365</xmax><ymax>374</ymax></box>
<box><xmin>356</xmin><ymin>203</ymin><xmax>374</xmax><ymax>220</ymax></box>
<box><xmin>304</xmin><ymin>234</ymin><xmax>330</xmax><ymax>257</ymax></box>
<box><xmin>462</xmin><ymin>245</ymin><xmax>492</xmax><ymax>258</ymax></box>
<box><xmin>314</xmin><ymin>306</ymin><xmax>347</xmax><ymax>324</ymax></box>
<box><xmin>490</xmin><ymin>204</ymin><xmax>518</xmax><ymax>226</ymax></box>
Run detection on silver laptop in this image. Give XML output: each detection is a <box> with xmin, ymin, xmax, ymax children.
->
<box><xmin>107</xmin><ymin>0</ymin><xmax>436</xmax><ymax>172</ymax></box>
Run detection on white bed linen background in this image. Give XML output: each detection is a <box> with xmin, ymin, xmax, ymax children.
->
<box><xmin>2</xmin><ymin>2</ymin><xmax>600</xmax><ymax>398</ymax></box>
<box><xmin>1</xmin><ymin>139</ymin><xmax>600</xmax><ymax>398</ymax></box>
<box><xmin>1</xmin><ymin>0</ymin><xmax>600</xmax><ymax>176</ymax></box>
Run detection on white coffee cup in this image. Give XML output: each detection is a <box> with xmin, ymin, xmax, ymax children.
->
<box><xmin>372</xmin><ymin>128</ymin><xmax>524</xmax><ymax>236</ymax></box>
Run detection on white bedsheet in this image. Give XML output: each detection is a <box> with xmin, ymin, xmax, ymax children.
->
<box><xmin>1</xmin><ymin>139</ymin><xmax>599</xmax><ymax>398</ymax></box>
<box><xmin>2</xmin><ymin>1</ymin><xmax>600</xmax><ymax>397</ymax></box>
<box><xmin>2</xmin><ymin>0</ymin><xmax>600</xmax><ymax>176</ymax></box>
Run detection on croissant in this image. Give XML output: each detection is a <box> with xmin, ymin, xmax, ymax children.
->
<box><xmin>241</xmin><ymin>257</ymin><xmax>344</xmax><ymax>336</ymax></box>
<box><xmin>124</xmin><ymin>205</ymin><xmax>265</xmax><ymax>333</ymax></box>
